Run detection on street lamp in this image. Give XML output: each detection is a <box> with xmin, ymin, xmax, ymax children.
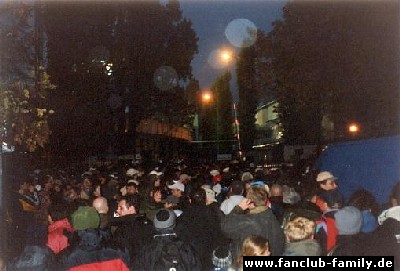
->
<box><xmin>348</xmin><ymin>123</ymin><xmax>360</xmax><ymax>133</ymax></box>
<box><xmin>199</xmin><ymin>89</ymin><xmax>221</xmax><ymax>155</ymax></box>
<box><xmin>201</xmin><ymin>91</ymin><xmax>212</xmax><ymax>104</ymax></box>
<box><xmin>218</xmin><ymin>49</ymin><xmax>242</xmax><ymax>158</ymax></box>
<box><xmin>348</xmin><ymin>122</ymin><xmax>360</xmax><ymax>140</ymax></box>
<box><xmin>220</xmin><ymin>50</ymin><xmax>234</xmax><ymax>63</ymax></box>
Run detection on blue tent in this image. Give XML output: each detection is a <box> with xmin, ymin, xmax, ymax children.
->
<box><xmin>315</xmin><ymin>135</ymin><xmax>400</xmax><ymax>205</ymax></box>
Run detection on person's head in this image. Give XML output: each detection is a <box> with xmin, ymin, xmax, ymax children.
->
<box><xmin>92</xmin><ymin>196</ymin><xmax>109</xmax><ymax>214</ymax></box>
<box><xmin>334</xmin><ymin>206</ymin><xmax>362</xmax><ymax>235</ymax></box>
<box><xmin>148</xmin><ymin>174</ymin><xmax>161</xmax><ymax>187</ymax></box>
<box><xmin>230</xmin><ymin>180</ymin><xmax>244</xmax><ymax>196</ymax></box>
<box><xmin>317</xmin><ymin>189</ymin><xmax>344</xmax><ymax>212</ymax></box>
<box><xmin>153</xmin><ymin>208</ymin><xmax>177</xmax><ymax>232</ymax></box>
<box><xmin>269</xmin><ymin>184</ymin><xmax>283</xmax><ymax>197</ymax></box>
<box><xmin>70</xmin><ymin>206</ymin><xmax>100</xmax><ymax>231</ymax></box>
<box><xmin>241</xmin><ymin>235</ymin><xmax>270</xmax><ymax>257</ymax></box>
<box><xmin>168</xmin><ymin>182</ymin><xmax>185</xmax><ymax>198</ymax></box>
<box><xmin>48</xmin><ymin>203</ymin><xmax>69</xmax><ymax>224</ymax></box>
<box><xmin>246</xmin><ymin>186</ymin><xmax>269</xmax><ymax>207</ymax></box>
<box><xmin>190</xmin><ymin>188</ymin><xmax>207</xmax><ymax>206</ymax></box>
<box><xmin>316</xmin><ymin>171</ymin><xmax>338</xmax><ymax>191</ymax></box>
<box><xmin>348</xmin><ymin>189</ymin><xmax>380</xmax><ymax>216</ymax></box>
<box><xmin>117</xmin><ymin>195</ymin><xmax>140</xmax><ymax>216</ymax></box>
<box><xmin>150</xmin><ymin>186</ymin><xmax>162</xmax><ymax>203</ymax></box>
<box><xmin>284</xmin><ymin>216</ymin><xmax>315</xmax><ymax>242</ymax></box>
<box><xmin>164</xmin><ymin>195</ymin><xmax>179</xmax><ymax>209</ymax></box>
<box><xmin>92</xmin><ymin>183</ymin><xmax>101</xmax><ymax>198</ymax></box>
<box><xmin>39</xmin><ymin>175</ymin><xmax>54</xmax><ymax>192</ymax></box>
<box><xmin>126</xmin><ymin>182</ymin><xmax>138</xmax><ymax>195</ymax></box>
<box><xmin>82</xmin><ymin>177</ymin><xmax>92</xmax><ymax>190</ymax></box>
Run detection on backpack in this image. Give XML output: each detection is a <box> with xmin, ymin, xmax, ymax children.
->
<box><xmin>150</xmin><ymin>237</ymin><xmax>189</xmax><ymax>271</ymax></box>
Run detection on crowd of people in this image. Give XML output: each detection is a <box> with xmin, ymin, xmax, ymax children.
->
<box><xmin>1</xmin><ymin>159</ymin><xmax>399</xmax><ymax>271</ymax></box>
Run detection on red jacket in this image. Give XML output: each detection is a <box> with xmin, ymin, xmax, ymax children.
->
<box><xmin>47</xmin><ymin>218</ymin><xmax>74</xmax><ymax>254</ymax></box>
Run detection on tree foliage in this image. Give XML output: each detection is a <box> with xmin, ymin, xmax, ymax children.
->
<box><xmin>211</xmin><ymin>71</ymin><xmax>233</xmax><ymax>153</ymax></box>
<box><xmin>43</xmin><ymin>1</ymin><xmax>198</xmax><ymax>159</ymax></box>
<box><xmin>0</xmin><ymin>1</ymin><xmax>55</xmax><ymax>152</ymax></box>
<box><xmin>269</xmin><ymin>0</ymin><xmax>400</xmax><ymax>144</ymax></box>
<box><xmin>237</xmin><ymin>45</ymin><xmax>258</xmax><ymax>152</ymax></box>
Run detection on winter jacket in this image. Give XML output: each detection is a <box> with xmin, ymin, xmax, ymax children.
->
<box><xmin>109</xmin><ymin>214</ymin><xmax>155</xmax><ymax>262</ymax></box>
<box><xmin>331</xmin><ymin>234</ymin><xmax>366</xmax><ymax>256</ymax></box>
<box><xmin>283</xmin><ymin>239</ymin><xmax>322</xmax><ymax>256</ymax></box>
<box><xmin>176</xmin><ymin>204</ymin><xmax>226</xmax><ymax>270</ymax></box>
<box><xmin>221</xmin><ymin>206</ymin><xmax>285</xmax><ymax>258</ymax></box>
<box><xmin>47</xmin><ymin>218</ymin><xmax>74</xmax><ymax>254</ymax></box>
<box><xmin>315</xmin><ymin>210</ymin><xmax>338</xmax><ymax>255</ymax></box>
<box><xmin>136</xmin><ymin>232</ymin><xmax>202</xmax><ymax>271</ymax></box>
<box><xmin>58</xmin><ymin>228</ymin><xmax>131</xmax><ymax>271</ymax></box>
<box><xmin>362</xmin><ymin>218</ymin><xmax>400</xmax><ymax>270</ymax></box>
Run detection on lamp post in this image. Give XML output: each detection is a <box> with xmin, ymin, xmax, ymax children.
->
<box><xmin>219</xmin><ymin>49</ymin><xmax>242</xmax><ymax>158</ymax></box>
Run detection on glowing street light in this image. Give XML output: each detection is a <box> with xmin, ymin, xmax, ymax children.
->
<box><xmin>220</xmin><ymin>50</ymin><xmax>233</xmax><ymax>62</ymax></box>
<box><xmin>202</xmin><ymin>91</ymin><xmax>212</xmax><ymax>104</ymax></box>
<box><xmin>348</xmin><ymin>123</ymin><xmax>360</xmax><ymax>134</ymax></box>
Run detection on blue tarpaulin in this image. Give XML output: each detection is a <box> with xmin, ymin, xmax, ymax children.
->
<box><xmin>315</xmin><ymin>135</ymin><xmax>400</xmax><ymax>205</ymax></box>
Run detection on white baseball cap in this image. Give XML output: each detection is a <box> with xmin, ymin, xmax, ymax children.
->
<box><xmin>168</xmin><ymin>182</ymin><xmax>185</xmax><ymax>192</ymax></box>
<box><xmin>126</xmin><ymin>168</ymin><xmax>139</xmax><ymax>177</ymax></box>
<box><xmin>149</xmin><ymin>170</ymin><xmax>162</xmax><ymax>176</ymax></box>
<box><xmin>316</xmin><ymin>171</ymin><xmax>337</xmax><ymax>182</ymax></box>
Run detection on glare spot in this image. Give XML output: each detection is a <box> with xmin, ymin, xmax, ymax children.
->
<box><xmin>153</xmin><ymin>66</ymin><xmax>178</xmax><ymax>91</ymax></box>
<box><xmin>208</xmin><ymin>49</ymin><xmax>230</xmax><ymax>69</ymax></box>
<box><xmin>225</xmin><ymin>18</ymin><xmax>257</xmax><ymax>48</ymax></box>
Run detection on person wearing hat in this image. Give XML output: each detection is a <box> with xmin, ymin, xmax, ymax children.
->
<box><xmin>136</xmin><ymin>209</ymin><xmax>201</xmax><ymax>270</ymax></box>
<box><xmin>168</xmin><ymin>181</ymin><xmax>190</xmax><ymax>210</ymax></box>
<box><xmin>316</xmin><ymin>171</ymin><xmax>339</xmax><ymax>192</ymax></box>
<box><xmin>211</xmin><ymin>244</ymin><xmax>233</xmax><ymax>271</ymax></box>
<box><xmin>58</xmin><ymin>206</ymin><xmax>131</xmax><ymax>270</ymax></box>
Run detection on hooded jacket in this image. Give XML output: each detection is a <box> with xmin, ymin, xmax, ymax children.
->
<box><xmin>221</xmin><ymin>206</ymin><xmax>285</xmax><ymax>259</ymax></box>
<box><xmin>58</xmin><ymin>228</ymin><xmax>130</xmax><ymax>271</ymax></box>
<box><xmin>47</xmin><ymin>218</ymin><xmax>75</xmax><ymax>254</ymax></box>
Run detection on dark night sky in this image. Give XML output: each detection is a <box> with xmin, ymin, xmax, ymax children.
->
<box><xmin>180</xmin><ymin>0</ymin><xmax>286</xmax><ymax>102</ymax></box>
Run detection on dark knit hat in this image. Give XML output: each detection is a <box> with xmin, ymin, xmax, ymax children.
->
<box><xmin>334</xmin><ymin>206</ymin><xmax>362</xmax><ymax>235</ymax></box>
<box><xmin>153</xmin><ymin>209</ymin><xmax>177</xmax><ymax>230</ymax></box>
<box><xmin>71</xmin><ymin>206</ymin><xmax>100</xmax><ymax>231</ymax></box>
